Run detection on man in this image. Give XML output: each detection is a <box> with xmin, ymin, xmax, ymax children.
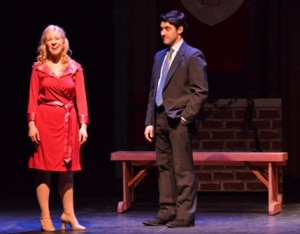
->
<box><xmin>143</xmin><ymin>10</ymin><xmax>209</xmax><ymax>228</ymax></box>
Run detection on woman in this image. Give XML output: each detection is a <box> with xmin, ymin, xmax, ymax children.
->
<box><xmin>27</xmin><ymin>25</ymin><xmax>89</xmax><ymax>231</ymax></box>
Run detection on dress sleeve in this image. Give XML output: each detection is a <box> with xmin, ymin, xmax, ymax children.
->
<box><xmin>75</xmin><ymin>65</ymin><xmax>89</xmax><ymax>124</ymax></box>
<box><xmin>27</xmin><ymin>66</ymin><xmax>40</xmax><ymax>122</ymax></box>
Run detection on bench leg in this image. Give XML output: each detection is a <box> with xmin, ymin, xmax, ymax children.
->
<box><xmin>117</xmin><ymin>161</ymin><xmax>133</xmax><ymax>213</ymax></box>
<box><xmin>245</xmin><ymin>162</ymin><xmax>283</xmax><ymax>215</ymax></box>
<box><xmin>117</xmin><ymin>161</ymin><xmax>154</xmax><ymax>213</ymax></box>
<box><xmin>268</xmin><ymin>163</ymin><xmax>282</xmax><ymax>215</ymax></box>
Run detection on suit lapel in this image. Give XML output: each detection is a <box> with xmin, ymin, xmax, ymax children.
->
<box><xmin>164</xmin><ymin>42</ymin><xmax>186</xmax><ymax>88</ymax></box>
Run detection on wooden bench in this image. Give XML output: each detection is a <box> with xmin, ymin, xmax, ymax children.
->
<box><xmin>111</xmin><ymin>151</ymin><xmax>288</xmax><ymax>215</ymax></box>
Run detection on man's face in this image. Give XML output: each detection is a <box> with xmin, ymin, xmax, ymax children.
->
<box><xmin>160</xmin><ymin>21</ymin><xmax>183</xmax><ymax>46</ymax></box>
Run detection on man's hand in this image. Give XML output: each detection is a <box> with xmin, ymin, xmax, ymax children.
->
<box><xmin>144</xmin><ymin>125</ymin><xmax>154</xmax><ymax>142</ymax></box>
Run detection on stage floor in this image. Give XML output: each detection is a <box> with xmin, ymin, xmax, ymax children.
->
<box><xmin>1</xmin><ymin>192</ymin><xmax>300</xmax><ymax>234</ymax></box>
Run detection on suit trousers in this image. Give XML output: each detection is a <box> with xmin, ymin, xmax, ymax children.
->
<box><xmin>155</xmin><ymin>106</ymin><xmax>197</xmax><ymax>222</ymax></box>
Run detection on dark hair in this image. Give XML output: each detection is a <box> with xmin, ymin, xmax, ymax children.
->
<box><xmin>159</xmin><ymin>10</ymin><xmax>188</xmax><ymax>31</ymax></box>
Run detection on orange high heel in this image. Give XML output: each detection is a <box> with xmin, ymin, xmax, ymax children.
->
<box><xmin>40</xmin><ymin>217</ymin><xmax>55</xmax><ymax>232</ymax></box>
<box><xmin>61</xmin><ymin>213</ymin><xmax>86</xmax><ymax>231</ymax></box>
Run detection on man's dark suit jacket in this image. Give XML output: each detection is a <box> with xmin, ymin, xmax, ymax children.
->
<box><xmin>145</xmin><ymin>41</ymin><xmax>209</xmax><ymax>127</ymax></box>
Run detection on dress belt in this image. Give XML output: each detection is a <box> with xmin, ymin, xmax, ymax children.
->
<box><xmin>43</xmin><ymin>101</ymin><xmax>74</xmax><ymax>167</ymax></box>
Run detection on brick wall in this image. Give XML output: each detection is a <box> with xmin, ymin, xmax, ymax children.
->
<box><xmin>193</xmin><ymin>98</ymin><xmax>283</xmax><ymax>192</ymax></box>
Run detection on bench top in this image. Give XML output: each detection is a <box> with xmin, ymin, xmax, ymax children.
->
<box><xmin>111</xmin><ymin>151</ymin><xmax>288</xmax><ymax>162</ymax></box>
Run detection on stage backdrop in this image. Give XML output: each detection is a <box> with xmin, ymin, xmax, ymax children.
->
<box><xmin>172</xmin><ymin>0</ymin><xmax>253</xmax><ymax>72</ymax></box>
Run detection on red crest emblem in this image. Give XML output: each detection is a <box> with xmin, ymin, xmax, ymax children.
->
<box><xmin>181</xmin><ymin>0</ymin><xmax>244</xmax><ymax>26</ymax></box>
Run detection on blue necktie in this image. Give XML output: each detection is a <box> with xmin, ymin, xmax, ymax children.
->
<box><xmin>155</xmin><ymin>49</ymin><xmax>173</xmax><ymax>107</ymax></box>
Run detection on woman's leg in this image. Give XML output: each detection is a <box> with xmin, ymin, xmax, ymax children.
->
<box><xmin>36</xmin><ymin>170</ymin><xmax>55</xmax><ymax>231</ymax></box>
<box><xmin>36</xmin><ymin>170</ymin><xmax>52</xmax><ymax>218</ymax></box>
<box><xmin>58</xmin><ymin>172</ymin><xmax>75</xmax><ymax>215</ymax></box>
<box><xmin>59</xmin><ymin>172</ymin><xmax>85</xmax><ymax>230</ymax></box>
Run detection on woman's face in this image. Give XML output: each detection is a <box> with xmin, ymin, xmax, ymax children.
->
<box><xmin>45</xmin><ymin>30</ymin><xmax>65</xmax><ymax>59</ymax></box>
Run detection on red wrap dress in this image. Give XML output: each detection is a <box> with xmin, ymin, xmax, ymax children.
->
<box><xmin>27</xmin><ymin>61</ymin><xmax>89</xmax><ymax>172</ymax></box>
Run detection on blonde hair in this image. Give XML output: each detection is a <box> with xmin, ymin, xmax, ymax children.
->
<box><xmin>36</xmin><ymin>25</ymin><xmax>72</xmax><ymax>71</ymax></box>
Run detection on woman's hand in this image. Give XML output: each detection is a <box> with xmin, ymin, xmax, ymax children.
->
<box><xmin>79</xmin><ymin>123</ymin><xmax>88</xmax><ymax>144</ymax></box>
<box><xmin>28</xmin><ymin>121</ymin><xmax>40</xmax><ymax>144</ymax></box>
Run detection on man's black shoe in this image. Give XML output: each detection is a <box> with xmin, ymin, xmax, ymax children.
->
<box><xmin>166</xmin><ymin>219</ymin><xmax>195</xmax><ymax>228</ymax></box>
<box><xmin>143</xmin><ymin>218</ymin><xmax>173</xmax><ymax>226</ymax></box>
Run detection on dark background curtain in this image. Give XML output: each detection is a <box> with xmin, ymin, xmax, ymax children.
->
<box><xmin>0</xmin><ymin>0</ymin><xmax>300</xmax><ymax>199</ymax></box>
